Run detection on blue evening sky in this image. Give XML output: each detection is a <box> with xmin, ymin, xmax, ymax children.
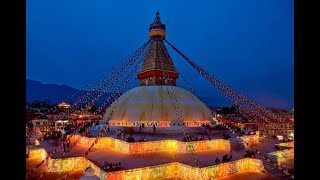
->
<box><xmin>27</xmin><ymin>0</ymin><xmax>294</xmax><ymax>109</ymax></box>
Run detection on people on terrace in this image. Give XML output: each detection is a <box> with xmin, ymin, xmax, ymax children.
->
<box><xmin>222</xmin><ymin>154</ymin><xmax>232</xmax><ymax>162</ymax></box>
<box><xmin>274</xmin><ymin>145</ymin><xmax>280</xmax><ymax>150</ymax></box>
<box><xmin>126</xmin><ymin>134</ymin><xmax>135</xmax><ymax>142</ymax></box>
<box><xmin>244</xmin><ymin>150</ymin><xmax>256</xmax><ymax>158</ymax></box>
<box><xmin>102</xmin><ymin>162</ymin><xmax>122</xmax><ymax>172</ymax></box>
<box><xmin>222</xmin><ymin>131</ymin><xmax>231</xmax><ymax>140</ymax></box>
<box><xmin>183</xmin><ymin>134</ymin><xmax>206</xmax><ymax>142</ymax></box>
<box><xmin>138</xmin><ymin>136</ymin><xmax>146</xmax><ymax>142</ymax></box>
<box><xmin>215</xmin><ymin>157</ymin><xmax>220</xmax><ymax>164</ymax></box>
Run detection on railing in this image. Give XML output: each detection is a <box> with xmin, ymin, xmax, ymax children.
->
<box><xmin>275</xmin><ymin>141</ymin><xmax>294</xmax><ymax>148</ymax></box>
<box><xmin>240</xmin><ymin>134</ymin><xmax>260</xmax><ymax>146</ymax></box>
<box><xmin>268</xmin><ymin>148</ymin><xmax>294</xmax><ymax>165</ymax></box>
<box><xmin>105</xmin><ymin>158</ymin><xmax>263</xmax><ymax>180</ymax></box>
<box><xmin>68</xmin><ymin>134</ymin><xmax>230</xmax><ymax>154</ymax></box>
<box><xmin>28</xmin><ymin>148</ymin><xmax>48</xmax><ymax>160</ymax></box>
<box><xmin>28</xmin><ymin>147</ymin><xmax>264</xmax><ymax>180</ymax></box>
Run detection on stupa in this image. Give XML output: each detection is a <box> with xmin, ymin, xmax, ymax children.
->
<box><xmin>102</xmin><ymin>12</ymin><xmax>214</xmax><ymax>129</ymax></box>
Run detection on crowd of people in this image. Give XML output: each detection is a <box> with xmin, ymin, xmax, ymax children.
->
<box><xmin>222</xmin><ymin>131</ymin><xmax>231</xmax><ymax>140</ymax></box>
<box><xmin>274</xmin><ymin>145</ymin><xmax>281</xmax><ymax>150</ymax></box>
<box><xmin>63</xmin><ymin>139</ymin><xmax>71</xmax><ymax>153</ymax></box>
<box><xmin>215</xmin><ymin>154</ymin><xmax>233</xmax><ymax>164</ymax></box>
<box><xmin>102</xmin><ymin>162</ymin><xmax>121</xmax><ymax>172</ymax></box>
<box><xmin>116</xmin><ymin>130</ymin><xmax>126</xmax><ymax>140</ymax></box>
<box><xmin>183</xmin><ymin>134</ymin><xmax>205</xmax><ymax>142</ymax></box>
<box><xmin>244</xmin><ymin>149</ymin><xmax>256</xmax><ymax>158</ymax></box>
<box><xmin>126</xmin><ymin>135</ymin><xmax>135</xmax><ymax>142</ymax></box>
<box><xmin>138</xmin><ymin>136</ymin><xmax>147</xmax><ymax>142</ymax></box>
<box><xmin>77</xmin><ymin>122</ymin><xmax>95</xmax><ymax>136</ymax></box>
<box><xmin>201</xmin><ymin>123</ymin><xmax>211</xmax><ymax>128</ymax></box>
<box><xmin>43</xmin><ymin>131</ymin><xmax>63</xmax><ymax>140</ymax></box>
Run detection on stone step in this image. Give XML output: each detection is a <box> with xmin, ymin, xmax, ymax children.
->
<box><xmin>263</xmin><ymin>164</ymin><xmax>277</xmax><ymax>169</ymax></box>
<box><xmin>229</xmin><ymin>142</ymin><xmax>242</xmax><ymax>145</ymax></box>
<box><xmin>26</xmin><ymin>168</ymin><xmax>47</xmax><ymax>180</ymax></box>
<box><xmin>231</xmin><ymin>140</ymin><xmax>240</xmax><ymax>145</ymax></box>
<box><xmin>230</xmin><ymin>143</ymin><xmax>242</xmax><ymax>147</ymax></box>
<box><xmin>229</xmin><ymin>138</ymin><xmax>244</xmax><ymax>150</ymax></box>
<box><xmin>230</xmin><ymin>145</ymin><xmax>242</xmax><ymax>147</ymax></box>
<box><xmin>41</xmin><ymin>172</ymin><xmax>71</xmax><ymax>180</ymax></box>
<box><xmin>230</xmin><ymin>143</ymin><xmax>241</xmax><ymax>146</ymax></box>
<box><xmin>264</xmin><ymin>164</ymin><xmax>276</xmax><ymax>169</ymax></box>
<box><xmin>256</xmin><ymin>156</ymin><xmax>288</xmax><ymax>178</ymax></box>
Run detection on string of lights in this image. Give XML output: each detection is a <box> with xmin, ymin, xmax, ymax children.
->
<box><xmin>55</xmin><ymin>47</ymin><xmax>147</xmax><ymax>180</ymax></box>
<box><xmin>164</xmin><ymin>40</ymin><xmax>286</xmax><ymax>131</ymax></box>
<box><xmin>62</xmin><ymin>67</ymin><xmax>110</xmax><ymax>105</ymax></box>
<box><xmin>158</xmin><ymin>40</ymin><xmax>184</xmax><ymax>124</ymax></box>
<box><xmin>97</xmin><ymin>40</ymin><xmax>152</xmax><ymax>112</ymax></box>
<box><xmin>157</xmin><ymin>40</ymin><xmax>207</xmax><ymax>180</ymax></box>
<box><xmin>28</xmin><ymin>147</ymin><xmax>263</xmax><ymax>180</ymax></box>
<box><xmin>72</xmin><ymin>39</ymin><xmax>151</xmax><ymax>110</ymax></box>
<box><xmin>26</xmin><ymin>133</ymin><xmax>78</xmax><ymax>178</ymax></box>
<box><xmin>223</xmin><ymin>123</ymin><xmax>294</xmax><ymax>178</ymax></box>
<box><xmin>57</xmin><ymin>40</ymin><xmax>152</xmax><ymax>180</ymax></box>
<box><xmin>165</xmin><ymin>43</ymin><xmax>218</xmax><ymax>125</ymax></box>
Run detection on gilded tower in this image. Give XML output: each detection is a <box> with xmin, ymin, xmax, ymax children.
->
<box><xmin>137</xmin><ymin>12</ymin><xmax>179</xmax><ymax>86</ymax></box>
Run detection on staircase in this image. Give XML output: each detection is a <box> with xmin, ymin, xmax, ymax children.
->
<box><xmin>226</xmin><ymin>130</ymin><xmax>244</xmax><ymax>150</ymax></box>
<box><xmin>256</xmin><ymin>154</ymin><xmax>291</xmax><ymax>179</ymax></box>
<box><xmin>223</xmin><ymin>126</ymin><xmax>293</xmax><ymax>179</ymax></box>
<box><xmin>26</xmin><ymin>166</ymin><xmax>83</xmax><ymax>180</ymax></box>
<box><xmin>229</xmin><ymin>137</ymin><xmax>244</xmax><ymax>150</ymax></box>
<box><xmin>26</xmin><ymin>165</ymin><xmax>47</xmax><ymax>180</ymax></box>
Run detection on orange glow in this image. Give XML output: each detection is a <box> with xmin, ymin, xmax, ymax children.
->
<box><xmin>68</xmin><ymin>134</ymin><xmax>231</xmax><ymax>154</ymax></box>
<box><xmin>149</xmin><ymin>29</ymin><xmax>166</xmax><ymax>38</ymax></box>
<box><xmin>108</xmin><ymin>120</ymin><xmax>212</xmax><ymax>127</ymax></box>
<box><xmin>276</xmin><ymin>141</ymin><xmax>294</xmax><ymax>148</ymax></box>
<box><xmin>47</xmin><ymin>157</ymin><xmax>263</xmax><ymax>180</ymax></box>
<box><xmin>268</xmin><ymin>148</ymin><xmax>294</xmax><ymax>164</ymax></box>
<box><xmin>240</xmin><ymin>134</ymin><xmax>259</xmax><ymax>146</ymax></box>
<box><xmin>29</xmin><ymin>147</ymin><xmax>263</xmax><ymax>180</ymax></box>
<box><xmin>28</xmin><ymin>148</ymin><xmax>48</xmax><ymax>160</ymax></box>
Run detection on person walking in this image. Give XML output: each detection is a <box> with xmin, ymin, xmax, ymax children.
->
<box><xmin>215</xmin><ymin>157</ymin><xmax>220</xmax><ymax>164</ymax></box>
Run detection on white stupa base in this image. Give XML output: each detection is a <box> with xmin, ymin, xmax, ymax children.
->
<box><xmin>107</xmin><ymin>125</ymin><xmax>208</xmax><ymax>134</ymax></box>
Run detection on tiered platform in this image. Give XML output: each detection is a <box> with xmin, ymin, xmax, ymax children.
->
<box><xmin>26</xmin><ymin>128</ymin><xmax>293</xmax><ymax>179</ymax></box>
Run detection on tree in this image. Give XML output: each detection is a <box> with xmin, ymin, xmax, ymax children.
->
<box><xmin>89</xmin><ymin>106</ymin><xmax>97</xmax><ymax>113</ymax></box>
<box><xmin>43</xmin><ymin>99</ymin><xmax>51</xmax><ymax>107</ymax></box>
<box><xmin>99</xmin><ymin>109</ymin><xmax>106</xmax><ymax>115</ymax></box>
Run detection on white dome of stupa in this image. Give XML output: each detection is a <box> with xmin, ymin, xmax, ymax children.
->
<box><xmin>103</xmin><ymin>86</ymin><xmax>213</xmax><ymax>127</ymax></box>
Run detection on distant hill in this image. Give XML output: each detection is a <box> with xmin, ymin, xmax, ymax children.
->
<box><xmin>26</xmin><ymin>79</ymin><xmax>113</xmax><ymax>106</ymax></box>
<box><xmin>26</xmin><ymin>79</ymin><xmax>291</xmax><ymax>110</ymax></box>
<box><xmin>26</xmin><ymin>79</ymin><xmax>80</xmax><ymax>104</ymax></box>
<box><xmin>26</xmin><ymin>79</ymin><xmax>233</xmax><ymax>108</ymax></box>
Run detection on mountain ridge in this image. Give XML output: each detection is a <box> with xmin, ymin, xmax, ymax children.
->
<box><xmin>26</xmin><ymin>79</ymin><xmax>115</xmax><ymax>106</ymax></box>
<box><xmin>29</xmin><ymin>79</ymin><xmax>287</xmax><ymax>109</ymax></box>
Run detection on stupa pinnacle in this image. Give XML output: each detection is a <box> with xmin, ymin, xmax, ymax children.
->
<box><xmin>137</xmin><ymin>12</ymin><xmax>179</xmax><ymax>86</ymax></box>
